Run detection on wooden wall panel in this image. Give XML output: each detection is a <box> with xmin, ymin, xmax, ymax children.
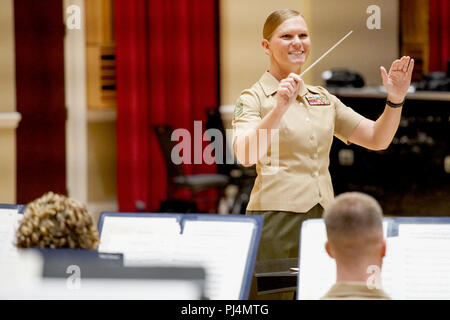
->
<box><xmin>86</xmin><ymin>0</ymin><xmax>116</xmax><ymax>109</ymax></box>
<box><xmin>400</xmin><ymin>0</ymin><xmax>429</xmax><ymax>81</ymax></box>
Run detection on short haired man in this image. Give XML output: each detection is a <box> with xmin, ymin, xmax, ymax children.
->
<box><xmin>321</xmin><ymin>192</ymin><xmax>390</xmax><ymax>300</ymax></box>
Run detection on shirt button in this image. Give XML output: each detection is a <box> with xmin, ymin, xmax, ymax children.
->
<box><xmin>310</xmin><ymin>135</ymin><xmax>314</xmax><ymax>141</ymax></box>
<box><xmin>311</xmin><ymin>153</ymin><xmax>318</xmax><ymax>160</ymax></box>
<box><xmin>306</xmin><ymin>117</ymin><xmax>310</xmax><ymax>122</ymax></box>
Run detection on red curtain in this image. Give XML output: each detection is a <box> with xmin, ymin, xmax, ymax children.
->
<box><xmin>429</xmin><ymin>0</ymin><xmax>450</xmax><ymax>72</ymax></box>
<box><xmin>115</xmin><ymin>0</ymin><xmax>219</xmax><ymax>212</ymax></box>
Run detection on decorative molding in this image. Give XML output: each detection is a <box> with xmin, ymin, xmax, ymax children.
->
<box><xmin>219</xmin><ymin>105</ymin><xmax>234</xmax><ymax>121</ymax></box>
<box><xmin>65</xmin><ymin>0</ymin><xmax>88</xmax><ymax>204</ymax></box>
<box><xmin>0</xmin><ymin>112</ymin><xmax>21</xmax><ymax>129</ymax></box>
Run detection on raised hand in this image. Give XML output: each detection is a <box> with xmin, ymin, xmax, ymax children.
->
<box><xmin>380</xmin><ymin>56</ymin><xmax>414</xmax><ymax>104</ymax></box>
<box><xmin>276</xmin><ymin>73</ymin><xmax>302</xmax><ymax>113</ymax></box>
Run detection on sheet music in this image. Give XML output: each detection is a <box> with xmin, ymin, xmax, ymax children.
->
<box><xmin>175</xmin><ymin>220</ymin><xmax>255</xmax><ymax>300</ymax></box>
<box><xmin>98</xmin><ymin>216</ymin><xmax>257</xmax><ymax>299</ymax></box>
<box><xmin>380</xmin><ymin>237</ymin><xmax>403</xmax><ymax>298</ymax></box>
<box><xmin>297</xmin><ymin>220</ymin><xmax>389</xmax><ymax>300</ymax></box>
<box><xmin>0</xmin><ymin>209</ymin><xmax>23</xmax><ymax>260</ymax></box>
<box><xmin>398</xmin><ymin>224</ymin><xmax>450</xmax><ymax>239</ymax></box>
<box><xmin>0</xmin><ymin>250</ymin><xmax>43</xmax><ymax>286</ymax></box>
<box><xmin>98</xmin><ymin>216</ymin><xmax>181</xmax><ymax>260</ymax></box>
<box><xmin>382</xmin><ymin>238</ymin><xmax>450</xmax><ymax>299</ymax></box>
<box><xmin>297</xmin><ymin>221</ymin><xmax>335</xmax><ymax>300</ymax></box>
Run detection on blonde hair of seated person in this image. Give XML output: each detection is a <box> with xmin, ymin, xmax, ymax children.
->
<box><xmin>16</xmin><ymin>192</ymin><xmax>99</xmax><ymax>249</ymax></box>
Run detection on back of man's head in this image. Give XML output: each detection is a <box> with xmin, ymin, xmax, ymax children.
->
<box><xmin>323</xmin><ymin>192</ymin><xmax>384</xmax><ymax>262</ymax></box>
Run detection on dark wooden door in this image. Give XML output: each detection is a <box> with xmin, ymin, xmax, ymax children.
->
<box><xmin>14</xmin><ymin>0</ymin><xmax>67</xmax><ymax>203</ymax></box>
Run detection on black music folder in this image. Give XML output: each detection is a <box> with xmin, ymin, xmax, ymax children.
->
<box><xmin>34</xmin><ymin>248</ymin><xmax>123</xmax><ymax>278</ymax></box>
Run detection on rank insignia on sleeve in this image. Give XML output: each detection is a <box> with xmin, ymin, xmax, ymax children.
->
<box><xmin>305</xmin><ymin>94</ymin><xmax>330</xmax><ymax>106</ymax></box>
<box><xmin>233</xmin><ymin>99</ymin><xmax>244</xmax><ymax>120</ymax></box>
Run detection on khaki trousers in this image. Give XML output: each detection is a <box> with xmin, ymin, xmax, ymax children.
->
<box><xmin>247</xmin><ymin>204</ymin><xmax>324</xmax><ymax>300</ymax></box>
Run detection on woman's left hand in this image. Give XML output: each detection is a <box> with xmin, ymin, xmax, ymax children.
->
<box><xmin>380</xmin><ymin>56</ymin><xmax>414</xmax><ymax>104</ymax></box>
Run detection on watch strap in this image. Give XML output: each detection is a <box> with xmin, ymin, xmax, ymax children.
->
<box><xmin>386</xmin><ymin>98</ymin><xmax>405</xmax><ymax>108</ymax></box>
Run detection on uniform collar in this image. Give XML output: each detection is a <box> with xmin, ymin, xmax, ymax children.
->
<box><xmin>324</xmin><ymin>281</ymin><xmax>391</xmax><ymax>299</ymax></box>
<box><xmin>259</xmin><ymin>71</ymin><xmax>310</xmax><ymax>98</ymax></box>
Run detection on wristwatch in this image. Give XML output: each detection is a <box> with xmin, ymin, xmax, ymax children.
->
<box><xmin>386</xmin><ymin>98</ymin><xmax>405</xmax><ymax>108</ymax></box>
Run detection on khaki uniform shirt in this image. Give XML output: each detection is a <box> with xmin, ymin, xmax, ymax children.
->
<box><xmin>321</xmin><ymin>281</ymin><xmax>391</xmax><ymax>300</ymax></box>
<box><xmin>232</xmin><ymin>71</ymin><xmax>364</xmax><ymax>213</ymax></box>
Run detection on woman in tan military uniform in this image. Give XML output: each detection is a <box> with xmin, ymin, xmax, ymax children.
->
<box><xmin>232</xmin><ymin>9</ymin><xmax>414</xmax><ymax>295</ymax></box>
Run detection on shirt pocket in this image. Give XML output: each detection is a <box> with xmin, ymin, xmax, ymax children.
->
<box><xmin>278</xmin><ymin>107</ymin><xmax>310</xmax><ymax>146</ymax></box>
<box><xmin>308</xmin><ymin>105</ymin><xmax>335</xmax><ymax>146</ymax></box>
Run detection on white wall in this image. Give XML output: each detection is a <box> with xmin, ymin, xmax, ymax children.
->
<box><xmin>220</xmin><ymin>0</ymin><xmax>309</xmax><ymax>106</ymax></box>
<box><xmin>308</xmin><ymin>0</ymin><xmax>399</xmax><ymax>86</ymax></box>
<box><xmin>220</xmin><ymin>0</ymin><xmax>399</xmax><ymax>107</ymax></box>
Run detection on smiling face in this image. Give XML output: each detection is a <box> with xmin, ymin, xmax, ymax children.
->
<box><xmin>262</xmin><ymin>16</ymin><xmax>311</xmax><ymax>80</ymax></box>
